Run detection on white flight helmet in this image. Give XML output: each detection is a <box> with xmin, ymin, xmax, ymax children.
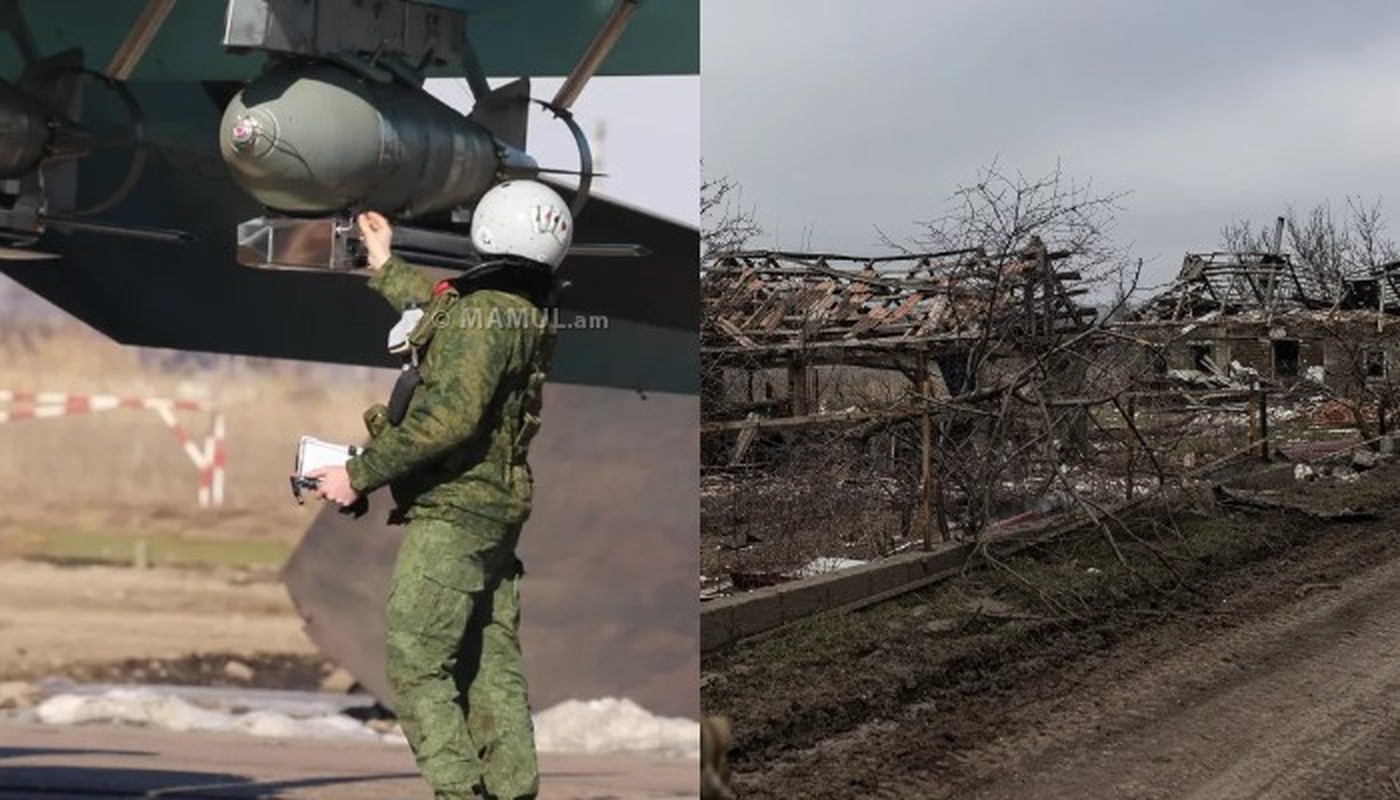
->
<box><xmin>470</xmin><ymin>180</ymin><xmax>573</xmax><ymax>268</ymax></box>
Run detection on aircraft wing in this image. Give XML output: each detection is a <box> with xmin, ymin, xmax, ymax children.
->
<box><xmin>0</xmin><ymin>176</ymin><xmax>699</xmax><ymax>393</ymax></box>
<box><xmin>0</xmin><ymin>0</ymin><xmax>700</xmax><ymax>392</ymax></box>
<box><xmin>2</xmin><ymin>0</ymin><xmax>698</xmax><ymax>81</ymax></box>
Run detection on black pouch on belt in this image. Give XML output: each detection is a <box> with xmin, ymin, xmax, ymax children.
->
<box><xmin>386</xmin><ymin>365</ymin><xmax>422</xmax><ymax>425</ymax></box>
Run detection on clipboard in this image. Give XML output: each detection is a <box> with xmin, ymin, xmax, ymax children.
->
<box><xmin>290</xmin><ymin>436</ymin><xmax>365</xmax><ymax>516</ymax></box>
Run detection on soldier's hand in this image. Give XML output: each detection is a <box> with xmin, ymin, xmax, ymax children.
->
<box><xmin>307</xmin><ymin>466</ymin><xmax>360</xmax><ymax>507</ymax></box>
<box><xmin>356</xmin><ymin>211</ymin><xmax>393</xmax><ymax>271</ymax></box>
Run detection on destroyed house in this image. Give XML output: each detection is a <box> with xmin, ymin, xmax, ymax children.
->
<box><xmin>700</xmin><ymin>249</ymin><xmax>1097</xmax><ymax>464</ymax></box>
<box><xmin>1120</xmin><ymin>251</ymin><xmax>1400</xmax><ymax>395</ymax></box>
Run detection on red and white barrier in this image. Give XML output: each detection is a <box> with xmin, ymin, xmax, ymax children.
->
<box><xmin>0</xmin><ymin>389</ymin><xmax>227</xmax><ymax>507</ymax></box>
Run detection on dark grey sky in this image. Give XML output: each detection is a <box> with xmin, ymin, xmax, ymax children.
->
<box><xmin>702</xmin><ymin>0</ymin><xmax>1400</xmax><ymax>288</ymax></box>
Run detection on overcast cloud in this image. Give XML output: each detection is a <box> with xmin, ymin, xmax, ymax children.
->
<box><xmin>702</xmin><ymin>0</ymin><xmax>1400</xmax><ymax>290</ymax></box>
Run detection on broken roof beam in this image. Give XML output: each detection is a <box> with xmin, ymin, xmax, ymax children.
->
<box><xmin>708</xmin><ymin>302</ymin><xmax>1092</xmax><ymax>343</ymax></box>
<box><xmin>722</xmin><ymin>247</ymin><xmax>982</xmax><ymax>265</ymax></box>
<box><xmin>701</xmin><ymin>330</ymin><xmax>988</xmax><ymax>358</ymax></box>
<box><xmin>701</xmin><ymin>405</ymin><xmax>930</xmax><ymax>434</ymax></box>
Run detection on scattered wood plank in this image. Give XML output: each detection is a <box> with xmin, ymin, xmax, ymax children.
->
<box><xmin>1211</xmin><ymin>485</ymin><xmax>1379</xmax><ymax>521</ymax></box>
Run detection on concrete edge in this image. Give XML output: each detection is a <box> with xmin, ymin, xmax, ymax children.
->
<box><xmin>700</xmin><ymin>543</ymin><xmax>975</xmax><ymax>653</ymax></box>
<box><xmin>700</xmin><ymin>510</ymin><xmax>1107</xmax><ymax>654</ymax></box>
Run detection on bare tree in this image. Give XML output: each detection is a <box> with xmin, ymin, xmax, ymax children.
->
<box><xmin>701</xmin><ymin>164</ymin><xmax>762</xmax><ymax>258</ymax></box>
<box><xmin>872</xmin><ymin>161</ymin><xmax>1157</xmax><ymax>539</ymax></box>
<box><xmin>1221</xmin><ymin>196</ymin><xmax>1400</xmax><ymax>303</ymax></box>
<box><xmin>1218</xmin><ymin>217</ymin><xmax>1277</xmax><ymax>254</ymax></box>
<box><xmin>1343</xmin><ymin>195</ymin><xmax>1398</xmax><ymax>273</ymax></box>
<box><xmin>703</xmin><ymin>161</ymin><xmax>1209</xmax><ymax>599</ymax></box>
<box><xmin>912</xmin><ymin>159</ymin><xmax>1130</xmax><ymax>278</ymax></box>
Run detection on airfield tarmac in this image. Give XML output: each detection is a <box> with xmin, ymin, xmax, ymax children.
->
<box><xmin>0</xmin><ymin>557</ymin><xmax>695</xmax><ymax>798</ymax></box>
<box><xmin>0</xmin><ymin>720</ymin><xmax>694</xmax><ymax>799</ymax></box>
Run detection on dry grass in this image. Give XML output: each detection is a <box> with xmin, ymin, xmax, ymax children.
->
<box><xmin>0</xmin><ymin>294</ymin><xmax>397</xmax><ymax>545</ymax></box>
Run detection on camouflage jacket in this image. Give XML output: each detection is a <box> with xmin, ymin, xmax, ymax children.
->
<box><xmin>344</xmin><ymin>255</ymin><xmax>555</xmax><ymax>526</ymax></box>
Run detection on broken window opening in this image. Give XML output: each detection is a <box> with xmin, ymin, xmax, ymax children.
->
<box><xmin>1189</xmin><ymin>343</ymin><xmax>1214</xmax><ymax>372</ymax></box>
<box><xmin>1363</xmin><ymin>347</ymin><xmax>1387</xmax><ymax>381</ymax></box>
<box><xmin>1272</xmin><ymin>340</ymin><xmax>1300</xmax><ymax>379</ymax></box>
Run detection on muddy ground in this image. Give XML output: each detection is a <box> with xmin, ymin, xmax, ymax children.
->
<box><xmin>703</xmin><ymin>459</ymin><xmax>1400</xmax><ymax>798</ymax></box>
<box><xmin>700</xmin><ymin>469</ymin><xmax>923</xmax><ymax>594</ymax></box>
<box><xmin>0</xmin><ymin>559</ymin><xmax>332</xmax><ymax>691</ymax></box>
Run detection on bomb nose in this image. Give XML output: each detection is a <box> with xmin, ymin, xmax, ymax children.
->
<box><xmin>222</xmin><ymin>108</ymin><xmax>277</xmax><ymax>161</ymax></box>
<box><xmin>229</xmin><ymin>119</ymin><xmax>256</xmax><ymax>148</ymax></box>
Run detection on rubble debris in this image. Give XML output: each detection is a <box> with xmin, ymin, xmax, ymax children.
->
<box><xmin>1212</xmin><ymin>484</ymin><xmax>1377</xmax><ymax>521</ymax></box>
<box><xmin>922</xmin><ymin>618</ymin><xmax>961</xmax><ymax>635</ymax></box>
<box><xmin>1335</xmin><ymin>465</ymin><xmax>1361</xmax><ymax>483</ymax></box>
<box><xmin>1277</xmin><ymin>439</ymin><xmax>1361</xmax><ymax>463</ymax></box>
<box><xmin>729</xmin><ymin>571</ymin><xmax>788</xmax><ymax>591</ymax></box>
<box><xmin>1352</xmin><ymin>449</ymin><xmax>1380</xmax><ymax>471</ymax></box>
<box><xmin>717</xmin><ymin>532</ymin><xmax>762</xmax><ymax>552</ymax></box>
<box><xmin>1313</xmin><ymin>400</ymin><xmax>1368</xmax><ymax>426</ymax></box>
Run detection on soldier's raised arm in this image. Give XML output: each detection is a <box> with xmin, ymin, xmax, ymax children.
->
<box><xmin>357</xmin><ymin>211</ymin><xmax>435</xmax><ymax>310</ymax></box>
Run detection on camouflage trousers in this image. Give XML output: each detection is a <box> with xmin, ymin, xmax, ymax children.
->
<box><xmin>386</xmin><ymin>516</ymin><xmax>538</xmax><ymax>800</ymax></box>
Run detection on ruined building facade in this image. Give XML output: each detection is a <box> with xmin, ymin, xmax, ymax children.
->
<box><xmin>1123</xmin><ymin>251</ymin><xmax>1400</xmax><ymax>398</ymax></box>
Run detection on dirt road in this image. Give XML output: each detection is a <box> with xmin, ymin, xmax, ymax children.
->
<box><xmin>932</xmin><ymin>532</ymin><xmax>1400</xmax><ymax>800</ymax></box>
<box><xmin>706</xmin><ymin>465</ymin><xmax>1400</xmax><ymax>799</ymax></box>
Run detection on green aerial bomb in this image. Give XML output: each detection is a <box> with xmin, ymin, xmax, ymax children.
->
<box><xmin>0</xmin><ymin>80</ymin><xmax>66</xmax><ymax>178</ymax></box>
<box><xmin>218</xmin><ymin>60</ymin><xmax>536</xmax><ymax>218</ymax></box>
<box><xmin>0</xmin><ymin>71</ymin><xmax>91</xmax><ymax>181</ymax></box>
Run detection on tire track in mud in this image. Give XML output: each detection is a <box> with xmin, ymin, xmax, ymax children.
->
<box><xmin>711</xmin><ymin>464</ymin><xmax>1400</xmax><ymax>800</ymax></box>
<box><xmin>893</xmin><ymin>536</ymin><xmax>1400</xmax><ymax>799</ymax></box>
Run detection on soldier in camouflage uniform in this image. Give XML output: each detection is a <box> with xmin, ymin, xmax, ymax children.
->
<box><xmin>309</xmin><ymin>180</ymin><xmax>572</xmax><ymax>799</ymax></box>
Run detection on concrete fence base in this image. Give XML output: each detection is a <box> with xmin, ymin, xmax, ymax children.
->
<box><xmin>701</xmin><ymin>543</ymin><xmax>976</xmax><ymax>652</ymax></box>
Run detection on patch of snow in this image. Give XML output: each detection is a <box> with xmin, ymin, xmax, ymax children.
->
<box><xmin>793</xmin><ymin>557</ymin><xmax>866</xmax><ymax>578</ymax></box>
<box><xmin>29</xmin><ymin>687</ymin><xmax>698</xmax><ymax>757</ymax></box>
<box><xmin>533</xmin><ymin>697</ymin><xmax>697</xmax><ymax>759</ymax></box>
<box><xmin>33</xmin><ymin>688</ymin><xmax>385</xmax><ymax>742</ymax></box>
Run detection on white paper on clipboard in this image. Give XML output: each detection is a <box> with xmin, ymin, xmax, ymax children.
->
<box><xmin>295</xmin><ymin>436</ymin><xmax>360</xmax><ymax>477</ymax></box>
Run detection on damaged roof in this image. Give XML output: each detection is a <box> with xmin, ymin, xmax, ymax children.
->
<box><xmin>702</xmin><ymin>250</ymin><xmax>1097</xmax><ymax>365</ymax></box>
<box><xmin>1136</xmin><ymin>251</ymin><xmax>1400</xmax><ymax>321</ymax></box>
